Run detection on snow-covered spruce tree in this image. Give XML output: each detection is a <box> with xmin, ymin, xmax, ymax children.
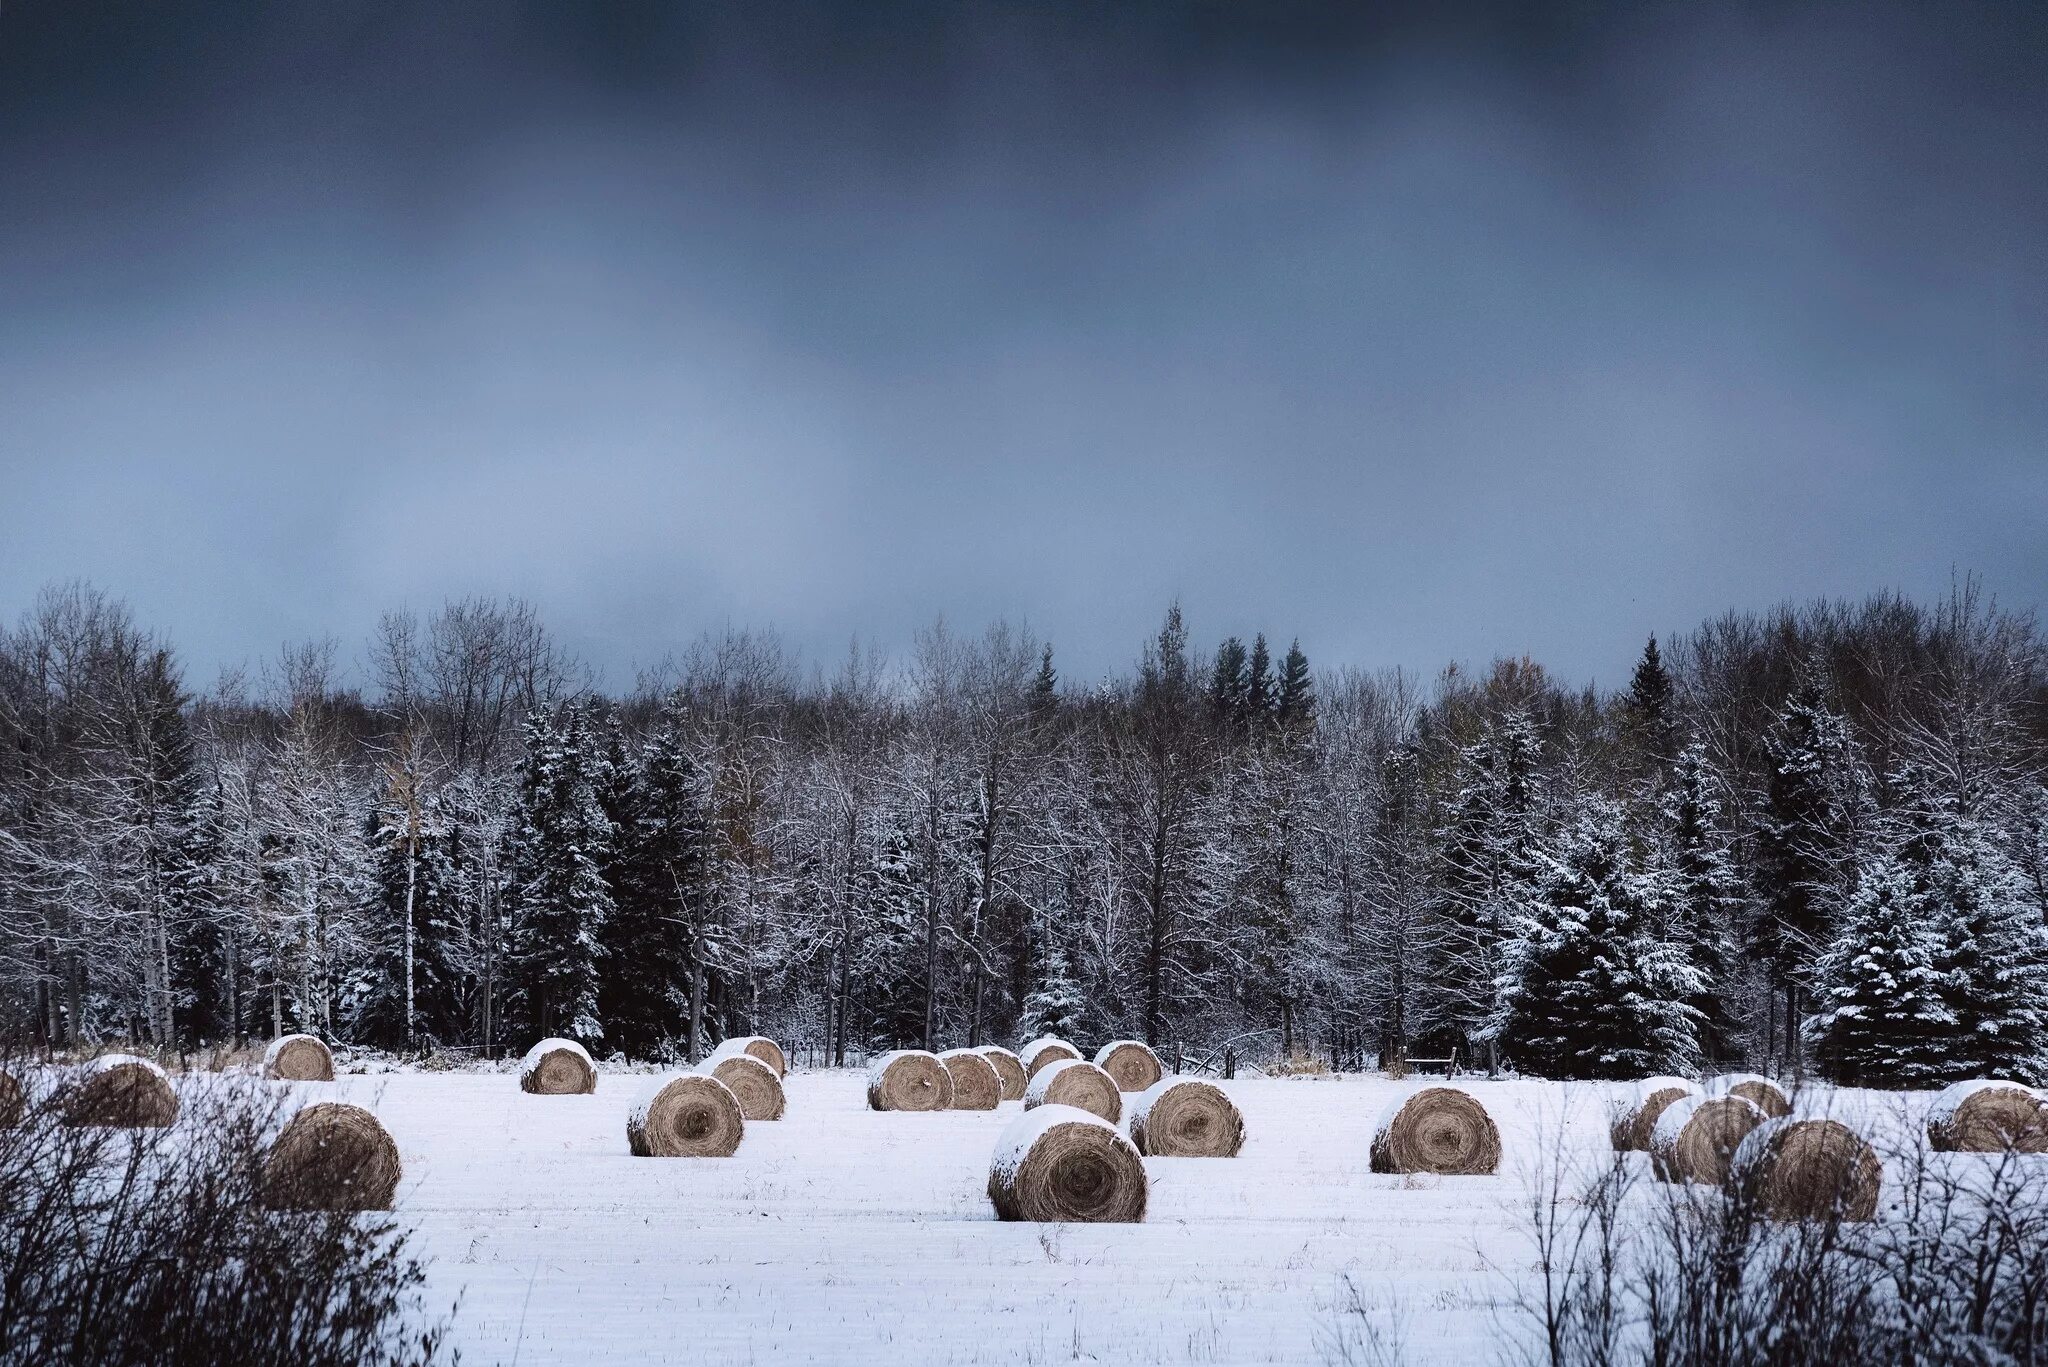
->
<box><xmin>1019</xmin><ymin>931</ymin><xmax>1088</xmax><ymax>1044</ymax></box>
<box><xmin>1659</xmin><ymin>743</ymin><xmax>1748</xmax><ymax>1064</ymax></box>
<box><xmin>348</xmin><ymin>774</ymin><xmax>461</xmax><ymax>1050</ymax></box>
<box><xmin>1622</xmin><ymin>635</ymin><xmax>1678</xmax><ymax>767</ymax></box>
<box><xmin>506</xmin><ymin>701</ymin><xmax>615</xmax><ymax>1047</ymax></box>
<box><xmin>855</xmin><ymin>818</ymin><xmax>926</xmax><ymax>1049</ymax></box>
<box><xmin>1274</xmin><ymin>639</ymin><xmax>1314</xmax><ymax>730</ymax></box>
<box><xmin>1807</xmin><ymin>852</ymin><xmax>1955</xmax><ymax>1087</ymax></box>
<box><xmin>1489</xmin><ymin>798</ymin><xmax>1704</xmax><ymax>1080</ymax></box>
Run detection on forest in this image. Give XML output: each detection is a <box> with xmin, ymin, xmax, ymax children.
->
<box><xmin>2</xmin><ymin>580</ymin><xmax>2045</xmax><ymax>1089</ymax></box>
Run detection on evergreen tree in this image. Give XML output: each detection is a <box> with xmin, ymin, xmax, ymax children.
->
<box><xmin>1244</xmin><ymin>634</ymin><xmax>1274</xmax><ymax>724</ymax></box>
<box><xmin>1807</xmin><ymin>853</ymin><xmax>1954</xmax><ymax>1087</ymax></box>
<box><xmin>1030</xmin><ymin>644</ymin><xmax>1059</xmax><ymax>718</ymax></box>
<box><xmin>1275</xmin><ymin>639</ymin><xmax>1314</xmax><ymax>728</ymax></box>
<box><xmin>1659</xmin><ymin>743</ymin><xmax>1747</xmax><ymax>1063</ymax></box>
<box><xmin>1020</xmin><ymin>933</ymin><xmax>1088</xmax><ymax>1043</ymax></box>
<box><xmin>1624</xmin><ymin>635</ymin><xmax>1677</xmax><ymax>764</ymax></box>
<box><xmin>1210</xmin><ymin>637</ymin><xmax>1249</xmax><ymax>725</ymax></box>
<box><xmin>855</xmin><ymin>819</ymin><xmax>925</xmax><ymax>1048</ymax></box>
<box><xmin>506</xmin><ymin>701</ymin><xmax>615</xmax><ymax>1046</ymax></box>
<box><xmin>349</xmin><ymin>782</ymin><xmax>459</xmax><ymax>1049</ymax></box>
<box><xmin>1490</xmin><ymin>799</ymin><xmax>1704</xmax><ymax>1079</ymax></box>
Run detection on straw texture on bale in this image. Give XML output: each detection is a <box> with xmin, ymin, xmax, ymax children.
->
<box><xmin>0</xmin><ymin>1066</ymin><xmax>22</xmax><ymax>1127</ymax></box>
<box><xmin>60</xmin><ymin>1055</ymin><xmax>178</xmax><ymax>1128</ymax></box>
<box><xmin>260</xmin><ymin>1102</ymin><xmax>402</xmax><ymax>1211</ymax></box>
<box><xmin>627</xmin><ymin>1073</ymin><xmax>745</xmax><ymax>1157</ymax></box>
<box><xmin>1610</xmin><ymin>1077</ymin><xmax>1699</xmax><ymax>1152</ymax></box>
<box><xmin>263</xmin><ymin>1033</ymin><xmax>335</xmax><ymax>1082</ymax></box>
<box><xmin>519</xmin><ymin>1038</ymin><xmax>597</xmax><ymax>1095</ymax></box>
<box><xmin>1024</xmin><ymin>1058</ymin><xmax>1123</xmax><ymax>1124</ymax></box>
<box><xmin>1733</xmin><ymin>1117</ymin><xmax>1882</xmax><ymax>1223</ymax></box>
<box><xmin>977</xmin><ymin>1046</ymin><xmax>1028</xmax><ymax>1101</ymax></box>
<box><xmin>712</xmin><ymin>1035</ymin><xmax>787</xmax><ymax>1078</ymax></box>
<box><xmin>1649</xmin><ymin>1095</ymin><xmax>1766</xmax><ymax>1185</ymax></box>
<box><xmin>1093</xmin><ymin>1039</ymin><xmax>1164</xmax><ymax>1093</ymax></box>
<box><xmin>1708</xmin><ymin>1072</ymin><xmax>1790</xmax><ymax>1119</ymax></box>
<box><xmin>1129</xmin><ymin>1078</ymin><xmax>1244</xmax><ymax>1157</ymax></box>
<box><xmin>988</xmin><ymin>1105</ymin><xmax>1148</xmax><ymax>1223</ymax></box>
<box><xmin>938</xmin><ymin>1049</ymin><xmax>1001</xmax><ymax>1110</ymax></box>
<box><xmin>1927</xmin><ymin>1080</ymin><xmax>2048</xmax><ymax>1153</ymax></box>
<box><xmin>703</xmin><ymin>1053</ymin><xmax>785</xmax><ymax>1121</ymax></box>
<box><xmin>866</xmin><ymin>1050</ymin><xmax>955</xmax><ymax>1112</ymax></box>
<box><xmin>1370</xmin><ymin>1087</ymin><xmax>1500</xmax><ymax>1175</ymax></box>
<box><xmin>1019</xmin><ymin>1037</ymin><xmax>1082</xmax><ymax>1080</ymax></box>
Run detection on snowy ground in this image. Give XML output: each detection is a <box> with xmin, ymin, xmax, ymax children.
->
<box><xmin>312</xmin><ymin>1069</ymin><xmax>1909</xmax><ymax>1366</ymax></box>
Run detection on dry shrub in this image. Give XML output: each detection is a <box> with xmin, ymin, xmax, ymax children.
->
<box><xmin>1610</xmin><ymin>1077</ymin><xmax>1698</xmax><ymax>1152</ymax></box>
<box><xmin>976</xmin><ymin>1046</ymin><xmax>1028</xmax><ymax>1101</ymax></box>
<box><xmin>1024</xmin><ymin>1058</ymin><xmax>1122</xmax><ymax>1124</ymax></box>
<box><xmin>1926</xmin><ymin>1079</ymin><xmax>2048</xmax><ymax>1153</ymax></box>
<box><xmin>260</xmin><ymin>1103</ymin><xmax>402</xmax><ymax>1212</ymax></box>
<box><xmin>702</xmin><ymin>1053</ymin><xmax>785</xmax><ymax>1121</ymax></box>
<box><xmin>866</xmin><ymin>1050</ymin><xmax>954</xmax><ymax>1112</ymax></box>
<box><xmin>988</xmin><ymin>1105</ymin><xmax>1147</xmax><ymax>1223</ymax></box>
<box><xmin>263</xmin><ymin>1034</ymin><xmax>335</xmax><ymax>1082</ymax></box>
<box><xmin>518</xmin><ymin>1038</ymin><xmax>596</xmax><ymax>1095</ymax></box>
<box><xmin>59</xmin><ymin>1055</ymin><xmax>179</xmax><ymax>1128</ymax></box>
<box><xmin>1648</xmin><ymin>1094</ymin><xmax>1765</xmax><ymax>1186</ymax></box>
<box><xmin>1370</xmin><ymin>1087</ymin><xmax>1500</xmax><ymax>1175</ymax></box>
<box><xmin>627</xmin><ymin>1073</ymin><xmax>744</xmax><ymax>1156</ymax></box>
<box><xmin>1093</xmin><ymin>1040</ymin><xmax>1163</xmax><ymax>1092</ymax></box>
<box><xmin>938</xmin><ymin>1049</ymin><xmax>1001</xmax><ymax>1110</ymax></box>
<box><xmin>1129</xmin><ymin>1078</ymin><xmax>1244</xmax><ymax>1157</ymax></box>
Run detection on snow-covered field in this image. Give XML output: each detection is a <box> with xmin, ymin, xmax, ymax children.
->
<box><xmin>315</xmin><ymin>1069</ymin><xmax>1918</xmax><ymax>1366</ymax></box>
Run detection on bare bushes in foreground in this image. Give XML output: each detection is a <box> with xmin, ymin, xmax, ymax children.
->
<box><xmin>0</xmin><ymin>1057</ymin><xmax>451</xmax><ymax>1367</ymax></box>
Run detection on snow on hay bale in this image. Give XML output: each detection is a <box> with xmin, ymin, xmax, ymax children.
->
<box><xmin>1370</xmin><ymin>1087</ymin><xmax>1500</xmax><ymax>1176</ymax></box>
<box><xmin>1706</xmin><ymin>1072</ymin><xmax>1791</xmax><ymax>1119</ymax></box>
<box><xmin>1927</xmin><ymin>1080</ymin><xmax>2048</xmax><ymax>1153</ymax></box>
<box><xmin>59</xmin><ymin>1054</ymin><xmax>178</xmax><ymax>1128</ymax></box>
<box><xmin>1019</xmin><ymin>1037</ymin><xmax>1081</xmax><ymax>1080</ymax></box>
<box><xmin>1093</xmin><ymin>1039</ymin><xmax>1164</xmax><ymax>1093</ymax></box>
<box><xmin>700</xmin><ymin>1053</ymin><xmax>785</xmax><ymax>1121</ymax></box>
<box><xmin>1024</xmin><ymin>1058</ymin><xmax>1123</xmax><ymax>1125</ymax></box>
<box><xmin>519</xmin><ymin>1038</ymin><xmax>597</xmax><ymax>1095</ymax></box>
<box><xmin>1129</xmin><ymin>1077</ymin><xmax>1244</xmax><ymax>1158</ymax></box>
<box><xmin>988</xmin><ymin>1104</ymin><xmax>1148</xmax><ymax>1223</ymax></box>
<box><xmin>866</xmin><ymin>1050</ymin><xmax>954</xmax><ymax>1112</ymax></box>
<box><xmin>1649</xmin><ymin>1094</ymin><xmax>1767</xmax><ymax>1185</ymax></box>
<box><xmin>628</xmin><ymin>1073</ymin><xmax>745</xmax><ymax>1157</ymax></box>
<box><xmin>938</xmin><ymin>1049</ymin><xmax>1001</xmax><ymax>1111</ymax></box>
<box><xmin>0</xmin><ymin>1066</ymin><xmax>23</xmax><ymax>1127</ymax></box>
<box><xmin>710</xmin><ymin>1035</ymin><xmax>787</xmax><ymax>1079</ymax></box>
<box><xmin>263</xmin><ymin>1033</ymin><xmax>335</xmax><ymax>1082</ymax></box>
<box><xmin>977</xmin><ymin>1046</ymin><xmax>1028</xmax><ymax>1101</ymax></box>
<box><xmin>1610</xmin><ymin>1076</ymin><xmax>1700</xmax><ymax>1152</ymax></box>
<box><xmin>1733</xmin><ymin>1116</ymin><xmax>1882</xmax><ymax>1223</ymax></box>
<box><xmin>259</xmin><ymin>1102</ymin><xmax>401</xmax><ymax>1211</ymax></box>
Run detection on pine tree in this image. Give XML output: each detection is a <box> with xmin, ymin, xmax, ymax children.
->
<box><xmin>855</xmin><ymin>819</ymin><xmax>925</xmax><ymax>1048</ymax></box>
<box><xmin>507</xmin><ymin>701</ymin><xmax>615</xmax><ymax>1046</ymax></box>
<box><xmin>1624</xmin><ymin>636</ymin><xmax>1677</xmax><ymax>764</ymax></box>
<box><xmin>1659</xmin><ymin>743</ymin><xmax>1747</xmax><ymax>1063</ymax></box>
<box><xmin>1030</xmin><ymin>644</ymin><xmax>1059</xmax><ymax>718</ymax></box>
<box><xmin>1245</xmin><ymin>634</ymin><xmax>1274</xmax><ymax>725</ymax></box>
<box><xmin>1275</xmin><ymin>639</ymin><xmax>1314</xmax><ymax>728</ymax></box>
<box><xmin>1490</xmin><ymin>799</ymin><xmax>1704</xmax><ymax>1080</ymax></box>
<box><xmin>1807</xmin><ymin>853</ymin><xmax>1954</xmax><ymax>1087</ymax></box>
<box><xmin>350</xmin><ymin>783</ymin><xmax>459</xmax><ymax>1049</ymax></box>
<box><xmin>1020</xmin><ymin>933</ymin><xmax>1088</xmax><ymax>1042</ymax></box>
<box><xmin>1210</xmin><ymin>637</ymin><xmax>1249</xmax><ymax>726</ymax></box>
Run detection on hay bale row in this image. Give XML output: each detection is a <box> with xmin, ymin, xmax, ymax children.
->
<box><xmin>629</xmin><ymin>1073</ymin><xmax>745</xmax><ymax>1156</ymax></box>
<box><xmin>867</xmin><ymin>1049</ymin><xmax>954</xmax><ymax>1111</ymax></box>
<box><xmin>938</xmin><ymin>1049</ymin><xmax>1001</xmax><ymax>1110</ymax></box>
<box><xmin>1129</xmin><ymin>1078</ymin><xmax>1243</xmax><ymax>1157</ymax></box>
<box><xmin>700</xmin><ymin>1053</ymin><xmax>785</xmax><ymax>1121</ymax></box>
<box><xmin>1370</xmin><ymin>1087</ymin><xmax>1499</xmax><ymax>1175</ymax></box>
<box><xmin>1093</xmin><ymin>1040</ymin><xmax>1163</xmax><ymax>1093</ymax></box>
<box><xmin>989</xmin><ymin>1104</ymin><xmax>1147</xmax><ymax>1223</ymax></box>
<box><xmin>1707</xmin><ymin>1072</ymin><xmax>1790</xmax><ymax>1119</ymax></box>
<box><xmin>519</xmin><ymin>1038</ymin><xmax>597</xmax><ymax>1095</ymax></box>
<box><xmin>977</xmin><ymin>1046</ymin><xmax>1028</xmax><ymax>1100</ymax></box>
<box><xmin>1650</xmin><ymin>1094</ymin><xmax>1766</xmax><ymax>1185</ymax></box>
<box><xmin>263</xmin><ymin>1033</ymin><xmax>335</xmax><ymax>1082</ymax></box>
<box><xmin>260</xmin><ymin>1102</ymin><xmax>401</xmax><ymax>1211</ymax></box>
<box><xmin>711</xmin><ymin>1035</ymin><xmax>787</xmax><ymax>1079</ymax></box>
<box><xmin>1734</xmin><ymin>1116</ymin><xmax>1882</xmax><ymax>1222</ymax></box>
<box><xmin>1927</xmin><ymin>1079</ymin><xmax>2048</xmax><ymax>1153</ymax></box>
<box><xmin>1019</xmin><ymin>1037</ymin><xmax>1081</xmax><ymax>1080</ymax></box>
<box><xmin>1024</xmin><ymin>1058</ymin><xmax>1122</xmax><ymax>1124</ymax></box>
<box><xmin>60</xmin><ymin>1054</ymin><xmax>179</xmax><ymax>1128</ymax></box>
<box><xmin>1611</xmin><ymin>1076</ymin><xmax>1699</xmax><ymax>1152</ymax></box>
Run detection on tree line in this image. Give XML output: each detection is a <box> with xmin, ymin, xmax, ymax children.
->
<box><xmin>3</xmin><ymin>580</ymin><xmax>2046</xmax><ymax>1086</ymax></box>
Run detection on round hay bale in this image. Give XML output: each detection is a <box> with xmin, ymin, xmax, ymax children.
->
<box><xmin>988</xmin><ymin>1104</ymin><xmax>1147</xmax><ymax>1223</ymax></box>
<box><xmin>262</xmin><ymin>1033</ymin><xmax>335</xmax><ymax>1082</ymax></box>
<box><xmin>938</xmin><ymin>1049</ymin><xmax>1001</xmax><ymax>1110</ymax></box>
<box><xmin>1611</xmin><ymin>1076</ymin><xmax>1701</xmax><ymax>1152</ymax></box>
<box><xmin>260</xmin><ymin>1102</ymin><xmax>401</xmax><ymax>1211</ymax></box>
<box><xmin>977</xmin><ymin>1046</ymin><xmax>1028</xmax><ymax>1101</ymax></box>
<box><xmin>1927</xmin><ymin>1080</ymin><xmax>2048</xmax><ymax>1153</ymax></box>
<box><xmin>711</xmin><ymin>1035</ymin><xmax>787</xmax><ymax>1078</ymax></box>
<box><xmin>519</xmin><ymin>1037</ymin><xmax>596</xmax><ymax>1095</ymax></box>
<box><xmin>1024</xmin><ymin>1058</ymin><xmax>1123</xmax><ymax>1124</ymax></box>
<box><xmin>627</xmin><ymin>1073</ymin><xmax>745</xmax><ymax>1157</ymax></box>
<box><xmin>1129</xmin><ymin>1077</ymin><xmax>1244</xmax><ymax>1157</ymax></box>
<box><xmin>1649</xmin><ymin>1094</ymin><xmax>1767</xmax><ymax>1185</ymax></box>
<box><xmin>1019</xmin><ymin>1036</ymin><xmax>1081</xmax><ymax>1080</ymax></box>
<box><xmin>702</xmin><ymin>1053</ymin><xmax>785</xmax><ymax>1121</ymax></box>
<box><xmin>1707</xmin><ymin>1072</ymin><xmax>1790</xmax><ymax>1119</ymax></box>
<box><xmin>1370</xmin><ymin>1087</ymin><xmax>1500</xmax><ymax>1176</ymax></box>
<box><xmin>866</xmin><ymin>1049</ymin><xmax>955</xmax><ymax>1112</ymax></box>
<box><xmin>1733</xmin><ymin>1117</ymin><xmax>1882</xmax><ymax>1222</ymax></box>
<box><xmin>0</xmin><ymin>1067</ymin><xmax>23</xmax><ymax>1128</ymax></box>
<box><xmin>1094</xmin><ymin>1039</ymin><xmax>1164</xmax><ymax>1093</ymax></box>
<box><xmin>59</xmin><ymin>1054</ymin><xmax>178</xmax><ymax>1128</ymax></box>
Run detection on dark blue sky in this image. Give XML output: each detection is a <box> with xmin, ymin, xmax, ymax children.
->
<box><xmin>2</xmin><ymin>2</ymin><xmax>2044</xmax><ymax>690</ymax></box>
